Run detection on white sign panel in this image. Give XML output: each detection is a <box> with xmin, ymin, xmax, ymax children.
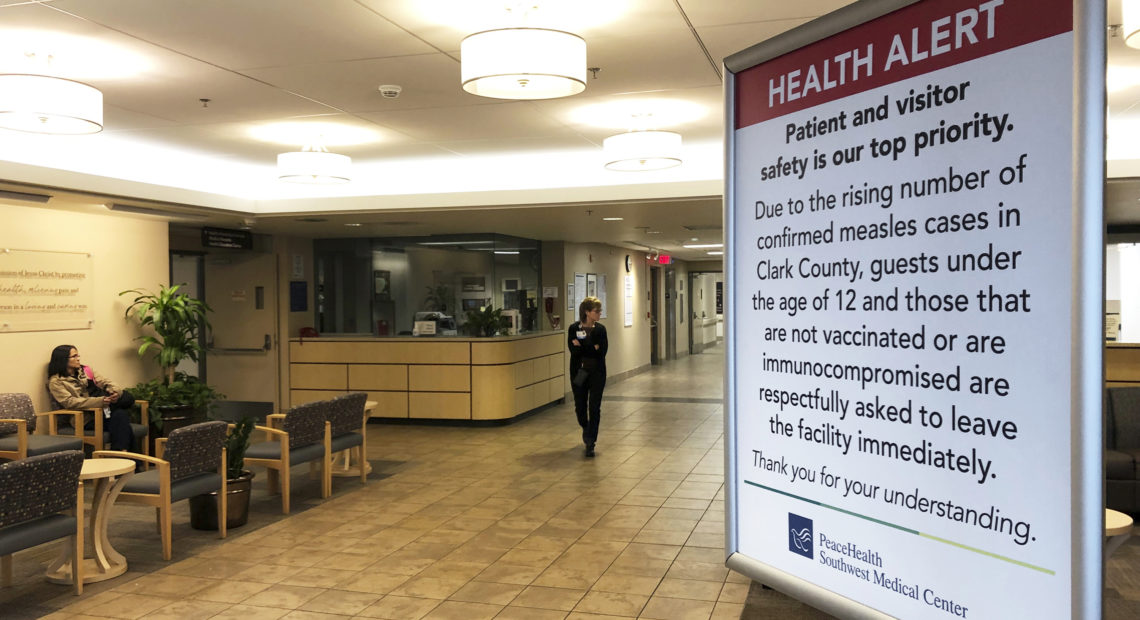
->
<box><xmin>725</xmin><ymin>1</ymin><xmax>1100</xmax><ymax>618</ymax></box>
<box><xmin>624</xmin><ymin>274</ymin><xmax>634</xmax><ymax>327</ymax></box>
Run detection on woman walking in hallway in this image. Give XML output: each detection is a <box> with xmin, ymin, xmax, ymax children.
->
<box><xmin>569</xmin><ymin>296</ymin><xmax>608</xmax><ymax>457</ymax></box>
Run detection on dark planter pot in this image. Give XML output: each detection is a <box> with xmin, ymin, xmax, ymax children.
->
<box><xmin>189</xmin><ymin>471</ymin><xmax>255</xmax><ymax>531</ymax></box>
<box><xmin>154</xmin><ymin>404</ymin><xmax>204</xmax><ymax>435</ymax></box>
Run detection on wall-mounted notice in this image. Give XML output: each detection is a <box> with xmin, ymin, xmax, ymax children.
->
<box><xmin>0</xmin><ymin>249</ymin><xmax>94</xmax><ymax>332</ymax></box>
<box><xmin>624</xmin><ymin>274</ymin><xmax>634</xmax><ymax>327</ymax></box>
<box><xmin>724</xmin><ymin>1</ymin><xmax>1100</xmax><ymax>619</ymax></box>
<box><xmin>599</xmin><ymin>274</ymin><xmax>608</xmax><ymax>319</ymax></box>
<box><xmin>573</xmin><ymin>273</ymin><xmax>587</xmax><ymax>316</ymax></box>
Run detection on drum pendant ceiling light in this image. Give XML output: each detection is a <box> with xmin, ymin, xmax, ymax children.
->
<box><xmin>0</xmin><ymin>73</ymin><xmax>103</xmax><ymax>134</ymax></box>
<box><xmin>1126</xmin><ymin>0</ymin><xmax>1140</xmax><ymax>48</ymax></box>
<box><xmin>603</xmin><ymin>130</ymin><xmax>682</xmax><ymax>171</ymax></box>
<box><xmin>277</xmin><ymin>144</ymin><xmax>351</xmax><ymax>184</ymax></box>
<box><xmin>461</xmin><ymin>27</ymin><xmax>586</xmax><ymax>100</ymax></box>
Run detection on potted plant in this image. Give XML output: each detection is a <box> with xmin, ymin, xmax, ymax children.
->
<box><xmin>464</xmin><ymin>305</ymin><xmax>509</xmax><ymax>337</ymax></box>
<box><xmin>130</xmin><ymin>373</ymin><xmax>223</xmax><ymax>434</ymax></box>
<box><xmin>120</xmin><ymin>284</ymin><xmax>222</xmax><ymax>434</ymax></box>
<box><xmin>189</xmin><ymin>417</ymin><xmax>256</xmax><ymax>530</ymax></box>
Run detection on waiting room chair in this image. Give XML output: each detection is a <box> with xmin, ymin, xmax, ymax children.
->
<box><xmin>0</xmin><ymin>393</ymin><xmax>84</xmax><ymax>462</ymax></box>
<box><xmin>1107</xmin><ymin>386</ymin><xmax>1140</xmax><ymax>513</ymax></box>
<box><xmin>95</xmin><ymin>421</ymin><xmax>227</xmax><ymax>560</ymax></box>
<box><xmin>45</xmin><ymin>391</ymin><xmax>150</xmax><ymax>458</ymax></box>
<box><xmin>0</xmin><ymin>450</ymin><xmax>84</xmax><ymax>594</ymax></box>
<box><xmin>245</xmin><ymin>401</ymin><xmax>330</xmax><ymax>514</ymax></box>
<box><xmin>327</xmin><ymin>392</ymin><xmax>369</xmax><ymax>487</ymax></box>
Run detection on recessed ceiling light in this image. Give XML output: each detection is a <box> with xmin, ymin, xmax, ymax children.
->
<box><xmin>707</xmin><ymin>251</ymin><xmax>723</xmax><ymax>256</ymax></box>
<box><xmin>690</xmin><ymin>237</ymin><xmax>699</xmax><ymax>241</ymax></box>
<box><xmin>494</xmin><ymin>250</ymin><xmax>520</xmax><ymax>255</ymax></box>
<box><xmin>345</xmin><ymin>223</ymin><xmax>362</xmax><ymax>227</ymax></box>
<box><xmin>646</xmin><ymin>230</ymin><xmax>661</xmax><ymax>234</ymax></box>
<box><xmin>603</xmin><ymin>217</ymin><xmax>623</xmax><ymax>221</ymax></box>
<box><xmin>683</xmin><ymin>243</ymin><xmax>723</xmax><ymax>249</ymax></box>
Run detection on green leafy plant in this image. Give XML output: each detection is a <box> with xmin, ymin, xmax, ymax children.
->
<box><xmin>120</xmin><ymin>284</ymin><xmax>212</xmax><ymax>384</ymax></box>
<box><xmin>464</xmin><ymin>305</ymin><xmax>508</xmax><ymax>337</ymax></box>
<box><xmin>225</xmin><ymin>417</ymin><xmax>255</xmax><ymax>479</ymax></box>
<box><xmin>130</xmin><ymin>372</ymin><xmax>224</xmax><ymax>429</ymax></box>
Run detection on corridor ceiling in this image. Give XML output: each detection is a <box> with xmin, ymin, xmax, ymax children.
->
<box><xmin>3</xmin><ymin>0</ymin><xmax>1140</xmax><ymax>259</ymax></box>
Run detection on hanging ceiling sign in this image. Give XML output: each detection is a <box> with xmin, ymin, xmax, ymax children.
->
<box><xmin>723</xmin><ymin>1</ymin><xmax>1102</xmax><ymax>618</ymax></box>
<box><xmin>202</xmin><ymin>226</ymin><xmax>253</xmax><ymax>250</ymax></box>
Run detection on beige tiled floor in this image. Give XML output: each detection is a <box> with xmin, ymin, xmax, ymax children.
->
<box><xmin>6</xmin><ymin>350</ymin><xmax>753</xmax><ymax>620</ymax></box>
<box><xmin>10</xmin><ymin>348</ymin><xmax>1140</xmax><ymax>619</ymax></box>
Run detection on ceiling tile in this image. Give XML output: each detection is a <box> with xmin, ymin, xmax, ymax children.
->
<box><xmin>246</xmin><ymin>53</ymin><xmax>477</xmax><ymax>114</ymax></box>
<box><xmin>677</xmin><ymin>0</ymin><xmax>854</xmax><ymax>27</ymax></box>
<box><xmin>698</xmin><ymin>19</ymin><xmax>815</xmax><ymax>67</ymax></box>
<box><xmin>52</xmin><ymin>0</ymin><xmax>436</xmax><ymax>70</ymax></box>
<box><xmin>360</xmin><ymin>102</ymin><xmax>571</xmax><ymax>142</ymax></box>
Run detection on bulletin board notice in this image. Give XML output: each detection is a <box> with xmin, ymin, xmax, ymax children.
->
<box><xmin>0</xmin><ymin>249</ymin><xmax>94</xmax><ymax>332</ymax></box>
<box><xmin>723</xmin><ymin>1</ymin><xmax>1103</xmax><ymax>618</ymax></box>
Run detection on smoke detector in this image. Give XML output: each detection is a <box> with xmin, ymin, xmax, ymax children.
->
<box><xmin>378</xmin><ymin>84</ymin><xmax>402</xmax><ymax>98</ymax></box>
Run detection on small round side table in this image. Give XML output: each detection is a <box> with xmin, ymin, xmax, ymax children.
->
<box><xmin>45</xmin><ymin>457</ymin><xmax>135</xmax><ymax>584</ymax></box>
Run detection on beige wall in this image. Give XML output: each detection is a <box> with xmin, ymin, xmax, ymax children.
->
<box><xmin>276</xmin><ymin>235</ymin><xmax>315</xmax><ymax>408</ymax></box>
<box><xmin>562</xmin><ymin>243</ymin><xmax>651</xmax><ymax>387</ymax></box>
<box><xmin>0</xmin><ymin>202</ymin><xmax>168</xmax><ymax>410</ymax></box>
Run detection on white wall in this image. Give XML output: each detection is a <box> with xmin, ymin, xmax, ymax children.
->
<box><xmin>0</xmin><ymin>202</ymin><xmax>168</xmax><ymax>411</ymax></box>
<box><xmin>562</xmin><ymin>243</ymin><xmax>651</xmax><ymax>383</ymax></box>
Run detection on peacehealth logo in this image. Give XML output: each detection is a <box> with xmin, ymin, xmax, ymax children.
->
<box><xmin>788</xmin><ymin>513</ymin><xmax>813</xmax><ymax>559</ymax></box>
<box><xmin>788</xmin><ymin>518</ymin><xmax>970</xmax><ymax>618</ymax></box>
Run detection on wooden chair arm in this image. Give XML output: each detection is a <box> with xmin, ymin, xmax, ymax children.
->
<box><xmin>0</xmin><ymin>418</ymin><xmax>28</xmax><ymax>457</ymax></box>
<box><xmin>255</xmin><ymin>425</ymin><xmax>288</xmax><ymax>439</ymax></box>
<box><xmin>155</xmin><ymin>437</ymin><xmax>167</xmax><ymax>460</ymax></box>
<box><xmin>266</xmin><ymin>414</ymin><xmax>286</xmax><ymax>429</ymax></box>
<box><xmin>93</xmin><ymin>450</ymin><xmax>168</xmax><ymax>467</ymax></box>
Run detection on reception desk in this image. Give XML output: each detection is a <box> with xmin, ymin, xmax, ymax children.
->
<box><xmin>288</xmin><ymin>332</ymin><xmax>566</xmax><ymax>422</ymax></box>
<box><xmin>1107</xmin><ymin>342</ymin><xmax>1140</xmax><ymax>387</ymax></box>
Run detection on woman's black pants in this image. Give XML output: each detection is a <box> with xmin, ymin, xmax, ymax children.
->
<box><xmin>83</xmin><ymin>390</ymin><xmax>136</xmax><ymax>451</ymax></box>
<box><xmin>572</xmin><ymin>371</ymin><xmax>606</xmax><ymax>446</ymax></box>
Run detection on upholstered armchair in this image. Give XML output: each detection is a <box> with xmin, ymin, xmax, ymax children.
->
<box><xmin>0</xmin><ymin>451</ymin><xmax>84</xmax><ymax>594</ymax></box>
<box><xmin>327</xmin><ymin>392</ymin><xmax>369</xmax><ymax>486</ymax></box>
<box><xmin>0</xmin><ymin>393</ymin><xmax>83</xmax><ymax>462</ymax></box>
<box><xmin>95</xmin><ymin>421</ymin><xmax>227</xmax><ymax>560</ymax></box>
<box><xmin>245</xmin><ymin>401</ymin><xmax>330</xmax><ymax>514</ymax></box>
<box><xmin>1107</xmin><ymin>387</ymin><xmax>1140</xmax><ymax>513</ymax></box>
<box><xmin>45</xmin><ymin>391</ymin><xmax>150</xmax><ymax>458</ymax></box>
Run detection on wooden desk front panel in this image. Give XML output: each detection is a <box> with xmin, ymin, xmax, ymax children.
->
<box><xmin>290</xmin><ymin>334</ymin><xmax>565</xmax><ymax>421</ymax></box>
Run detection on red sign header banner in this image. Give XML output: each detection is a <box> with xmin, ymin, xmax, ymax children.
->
<box><xmin>734</xmin><ymin>0</ymin><xmax>1072</xmax><ymax>129</ymax></box>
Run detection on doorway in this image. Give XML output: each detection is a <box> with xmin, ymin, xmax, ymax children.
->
<box><xmin>170</xmin><ymin>253</ymin><xmax>205</xmax><ymax>380</ymax></box>
<box><xmin>650</xmin><ymin>266</ymin><xmax>660</xmax><ymax>364</ymax></box>
<box><xmin>665</xmin><ymin>267</ymin><xmax>676</xmax><ymax>361</ymax></box>
<box><xmin>204</xmin><ymin>251</ymin><xmax>279</xmax><ymax>408</ymax></box>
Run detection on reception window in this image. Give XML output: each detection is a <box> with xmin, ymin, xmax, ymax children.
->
<box><xmin>314</xmin><ymin>234</ymin><xmax>540</xmax><ymax>336</ymax></box>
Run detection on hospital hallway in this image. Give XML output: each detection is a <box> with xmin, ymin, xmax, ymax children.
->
<box><xmin>5</xmin><ymin>348</ymin><xmax>1137</xmax><ymax>619</ymax></box>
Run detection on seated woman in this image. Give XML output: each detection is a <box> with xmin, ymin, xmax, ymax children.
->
<box><xmin>47</xmin><ymin>344</ymin><xmax>137</xmax><ymax>452</ymax></box>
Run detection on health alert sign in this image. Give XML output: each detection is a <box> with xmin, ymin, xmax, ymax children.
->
<box><xmin>723</xmin><ymin>1</ymin><xmax>1103</xmax><ymax>618</ymax></box>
